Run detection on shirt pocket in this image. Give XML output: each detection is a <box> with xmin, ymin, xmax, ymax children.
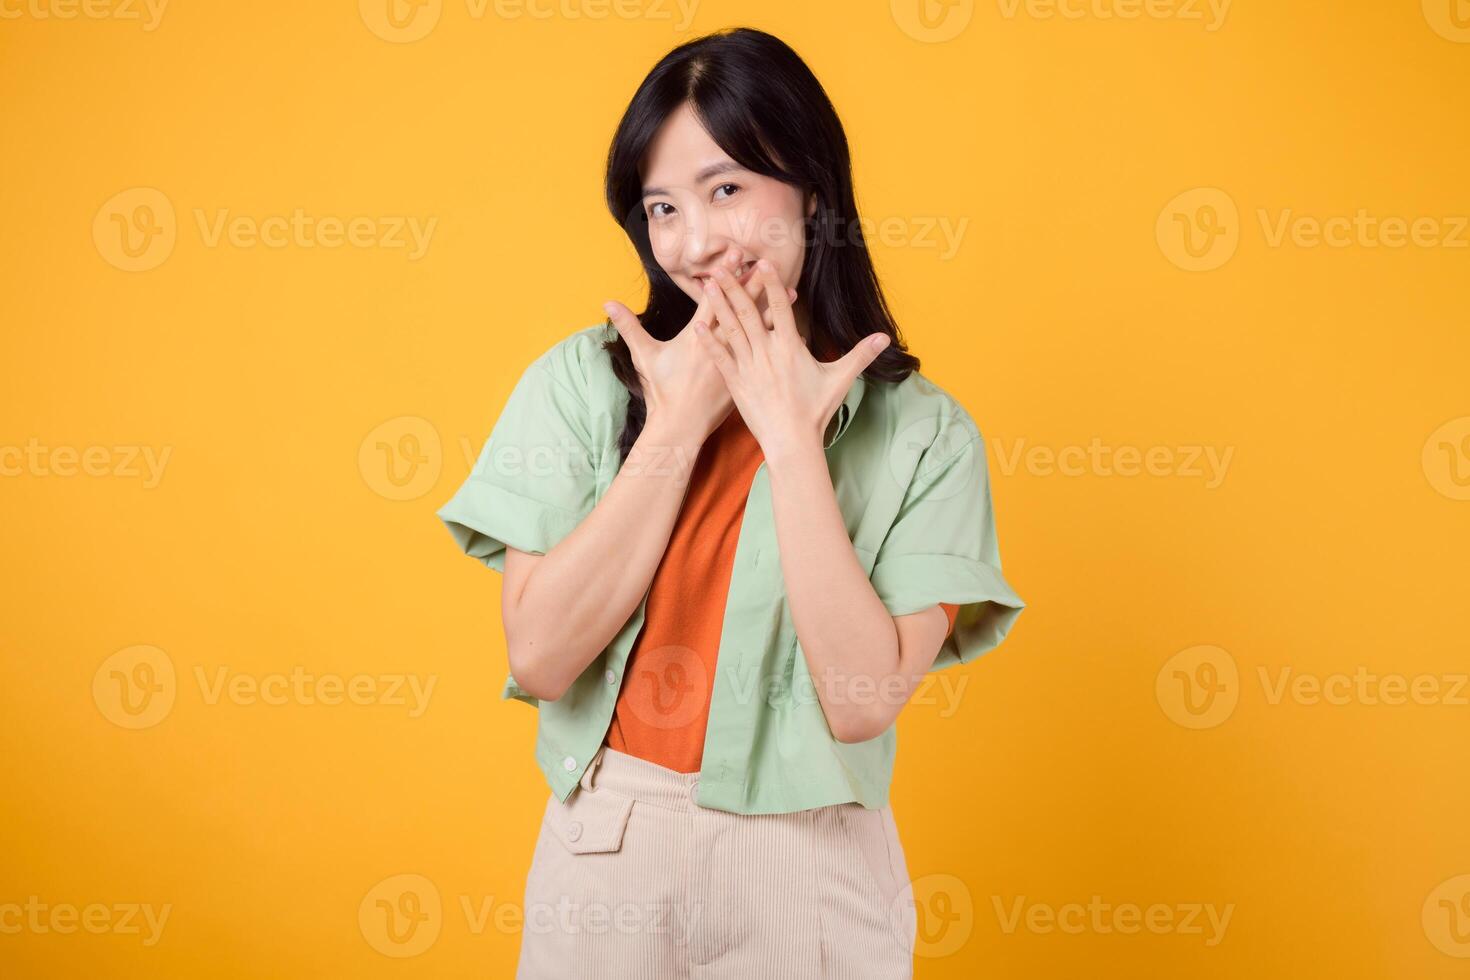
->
<box><xmin>543</xmin><ymin>786</ymin><xmax>635</xmax><ymax>855</ymax></box>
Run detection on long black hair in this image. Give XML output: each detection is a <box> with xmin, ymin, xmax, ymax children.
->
<box><xmin>603</xmin><ymin>26</ymin><xmax>921</xmax><ymax>463</ymax></box>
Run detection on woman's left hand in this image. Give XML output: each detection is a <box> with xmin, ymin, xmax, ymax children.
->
<box><xmin>694</xmin><ymin>259</ymin><xmax>890</xmax><ymax>462</ymax></box>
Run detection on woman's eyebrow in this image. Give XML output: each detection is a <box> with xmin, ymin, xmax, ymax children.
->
<box><xmin>641</xmin><ymin>161</ymin><xmax>745</xmax><ymax>199</ymax></box>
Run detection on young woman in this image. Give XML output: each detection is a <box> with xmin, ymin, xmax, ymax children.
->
<box><xmin>438</xmin><ymin>27</ymin><xmax>1025</xmax><ymax>979</ymax></box>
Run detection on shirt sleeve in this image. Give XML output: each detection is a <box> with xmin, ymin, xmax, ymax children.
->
<box><xmin>869</xmin><ymin>419</ymin><xmax>1025</xmax><ymax>673</ymax></box>
<box><xmin>435</xmin><ymin>342</ymin><xmax>599</xmax><ymax>574</ymax></box>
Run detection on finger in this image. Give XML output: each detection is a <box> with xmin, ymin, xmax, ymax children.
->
<box><xmin>711</xmin><ymin>266</ymin><xmax>768</xmax><ymax>353</ymax></box>
<box><xmin>752</xmin><ymin>283</ymin><xmax>796</xmax><ymax>329</ymax></box>
<box><xmin>833</xmin><ymin>332</ymin><xmax>891</xmax><ymax>387</ymax></box>
<box><xmin>692</xmin><ymin>320</ymin><xmax>738</xmax><ymax>383</ymax></box>
<box><xmin>699</xmin><ymin>299</ymin><xmax>737</xmax><ymax>356</ymax></box>
<box><xmin>603</xmin><ymin>300</ymin><xmax>651</xmax><ymax>355</ymax></box>
<box><xmin>754</xmin><ymin>260</ymin><xmax>799</xmax><ymax>345</ymax></box>
<box><xmin>726</xmin><ymin>275</ymin><xmax>790</xmax><ymax>331</ymax></box>
<box><xmin>682</xmin><ymin>291</ymin><xmax>714</xmax><ymax>340</ymax></box>
<box><xmin>756</xmin><ymin>289</ymin><xmax>797</xmax><ymax>331</ymax></box>
<box><xmin>702</xmin><ymin>277</ymin><xmax>752</xmax><ymax>365</ymax></box>
<box><xmin>718</xmin><ymin>261</ymin><xmax>793</xmax><ymax>331</ymax></box>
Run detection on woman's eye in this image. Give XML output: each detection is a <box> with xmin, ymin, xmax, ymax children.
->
<box><xmin>713</xmin><ymin>183</ymin><xmax>739</xmax><ymax>201</ymax></box>
<box><xmin>648</xmin><ymin>202</ymin><xmax>674</xmax><ymax>219</ymax></box>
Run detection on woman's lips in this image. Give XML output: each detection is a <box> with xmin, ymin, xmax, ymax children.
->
<box><xmin>694</xmin><ymin>260</ymin><xmax>762</xmax><ymax>291</ymax></box>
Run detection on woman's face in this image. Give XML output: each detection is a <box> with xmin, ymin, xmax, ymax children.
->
<box><xmin>640</xmin><ymin>102</ymin><xmax>814</xmax><ymax>318</ymax></box>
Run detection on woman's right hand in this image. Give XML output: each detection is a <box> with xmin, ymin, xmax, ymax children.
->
<box><xmin>603</xmin><ymin>292</ymin><xmax>732</xmax><ymax>446</ymax></box>
<box><xmin>604</xmin><ymin>268</ymin><xmax>798</xmax><ymax>447</ymax></box>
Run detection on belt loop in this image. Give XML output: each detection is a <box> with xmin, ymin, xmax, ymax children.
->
<box><xmin>580</xmin><ymin>744</ymin><xmax>608</xmax><ymax>793</ymax></box>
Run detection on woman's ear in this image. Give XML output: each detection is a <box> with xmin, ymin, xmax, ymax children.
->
<box><xmin>805</xmin><ymin>190</ymin><xmax>818</xmax><ymax>219</ymax></box>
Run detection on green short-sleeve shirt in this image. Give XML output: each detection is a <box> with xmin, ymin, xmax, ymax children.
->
<box><xmin>438</xmin><ymin>323</ymin><xmax>1025</xmax><ymax>814</ymax></box>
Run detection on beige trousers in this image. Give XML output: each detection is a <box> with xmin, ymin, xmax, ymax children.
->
<box><xmin>515</xmin><ymin>744</ymin><xmax>917</xmax><ymax>979</ymax></box>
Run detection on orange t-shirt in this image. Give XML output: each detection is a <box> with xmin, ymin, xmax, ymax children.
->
<box><xmin>602</xmin><ymin>405</ymin><xmax>960</xmax><ymax>773</ymax></box>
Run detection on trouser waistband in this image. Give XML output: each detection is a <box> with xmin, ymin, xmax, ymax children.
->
<box><xmin>578</xmin><ymin>744</ymin><xmax>706</xmax><ymax>812</ymax></box>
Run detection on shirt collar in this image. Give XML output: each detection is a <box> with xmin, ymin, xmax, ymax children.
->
<box><xmin>823</xmin><ymin>374</ymin><xmax>868</xmax><ymax>450</ymax></box>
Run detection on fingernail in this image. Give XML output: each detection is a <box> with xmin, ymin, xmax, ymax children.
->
<box><xmin>757</xmin><ymin>258</ymin><xmax>773</xmax><ymax>272</ymax></box>
<box><xmin>602</xmin><ymin>302</ymin><xmax>616</xmax><ymax>315</ymax></box>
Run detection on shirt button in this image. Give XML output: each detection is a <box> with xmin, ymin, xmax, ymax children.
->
<box><xmin>566</xmin><ymin>820</ymin><xmax>583</xmax><ymax>842</ymax></box>
<box><xmin>562</xmin><ymin>755</ymin><xmax>576</xmax><ymax>772</ymax></box>
<box><xmin>604</xmin><ymin>669</ymin><xmax>616</xmax><ymax>685</ymax></box>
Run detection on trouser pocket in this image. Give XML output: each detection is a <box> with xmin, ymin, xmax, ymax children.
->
<box><xmin>835</xmin><ymin>803</ymin><xmax>903</xmax><ymax>905</ymax></box>
<box><xmin>543</xmin><ymin>784</ymin><xmax>636</xmax><ymax>855</ymax></box>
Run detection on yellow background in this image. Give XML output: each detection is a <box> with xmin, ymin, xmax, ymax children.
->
<box><xmin>3</xmin><ymin>1</ymin><xmax>1468</xmax><ymax>976</ymax></box>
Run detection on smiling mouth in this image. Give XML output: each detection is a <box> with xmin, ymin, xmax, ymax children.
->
<box><xmin>693</xmin><ymin>261</ymin><xmax>758</xmax><ymax>289</ymax></box>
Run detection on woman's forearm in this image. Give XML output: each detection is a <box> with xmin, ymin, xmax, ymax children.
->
<box><xmin>505</xmin><ymin>415</ymin><xmax>703</xmax><ymax>700</ymax></box>
<box><xmin>764</xmin><ymin>440</ymin><xmax>903</xmax><ymax>742</ymax></box>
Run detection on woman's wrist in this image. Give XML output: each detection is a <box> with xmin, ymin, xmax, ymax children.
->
<box><xmin>628</xmin><ymin>414</ymin><xmax>706</xmax><ymax>485</ymax></box>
